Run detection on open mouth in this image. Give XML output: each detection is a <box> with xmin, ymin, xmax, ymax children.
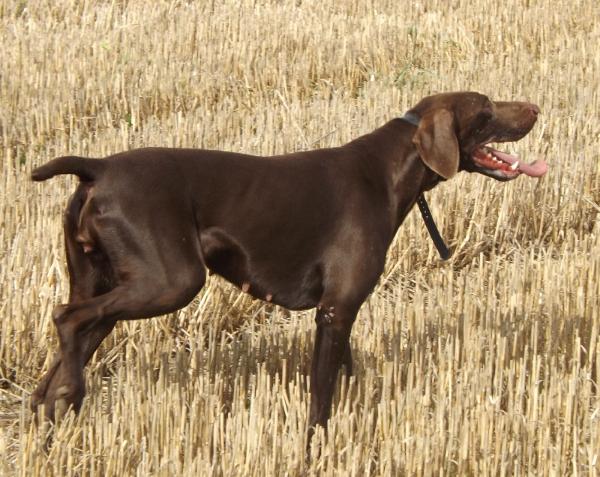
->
<box><xmin>471</xmin><ymin>146</ymin><xmax>548</xmax><ymax>181</ymax></box>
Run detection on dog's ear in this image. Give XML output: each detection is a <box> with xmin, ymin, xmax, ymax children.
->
<box><xmin>412</xmin><ymin>109</ymin><xmax>459</xmax><ymax>179</ymax></box>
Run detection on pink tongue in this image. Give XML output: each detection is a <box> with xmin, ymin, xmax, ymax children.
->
<box><xmin>516</xmin><ymin>160</ymin><xmax>548</xmax><ymax>177</ymax></box>
<box><xmin>491</xmin><ymin>149</ymin><xmax>548</xmax><ymax>178</ymax></box>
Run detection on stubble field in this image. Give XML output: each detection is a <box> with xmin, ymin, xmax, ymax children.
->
<box><xmin>1</xmin><ymin>0</ymin><xmax>599</xmax><ymax>475</ymax></box>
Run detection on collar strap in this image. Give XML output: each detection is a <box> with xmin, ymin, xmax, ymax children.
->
<box><xmin>416</xmin><ymin>195</ymin><xmax>452</xmax><ymax>260</ymax></box>
<box><xmin>400</xmin><ymin>111</ymin><xmax>451</xmax><ymax>260</ymax></box>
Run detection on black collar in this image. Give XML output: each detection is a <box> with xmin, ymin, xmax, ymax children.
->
<box><xmin>415</xmin><ymin>196</ymin><xmax>451</xmax><ymax>260</ymax></box>
<box><xmin>400</xmin><ymin>111</ymin><xmax>452</xmax><ymax>260</ymax></box>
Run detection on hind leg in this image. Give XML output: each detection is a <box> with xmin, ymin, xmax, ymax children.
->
<box><xmin>33</xmin><ymin>266</ymin><xmax>205</xmax><ymax>421</ymax></box>
<box><xmin>32</xmin><ymin>184</ymin><xmax>206</xmax><ymax>421</ymax></box>
<box><xmin>49</xmin><ymin>265</ymin><xmax>205</xmax><ymax>419</ymax></box>
<box><xmin>31</xmin><ymin>320</ymin><xmax>117</xmax><ymax>421</ymax></box>
<box><xmin>31</xmin><ymin>191</ymin><xmax>117</xmax><ymax>420</ymax></box>
<box><xmin>45</xmin><ymin>207</ymin><xmax>206</xmax><ymax>420</ymax></box>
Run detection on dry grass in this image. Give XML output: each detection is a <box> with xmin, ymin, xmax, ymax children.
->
<box><xmin>1</xmin><ymin>0</ymin><xmax>599</xmax><ymax>475</ymax></box>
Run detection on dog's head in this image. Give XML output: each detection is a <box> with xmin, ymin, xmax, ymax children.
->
<box><xmin>408</xmin><ymin>92</ymin><xmax>547</xmax><ymax>181</ymax></box>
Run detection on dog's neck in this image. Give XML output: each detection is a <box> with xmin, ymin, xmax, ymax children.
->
<box><xmin>347</xmin><ymin>119</ymin><xmax>442</xmax><ymax>230</ymax></box>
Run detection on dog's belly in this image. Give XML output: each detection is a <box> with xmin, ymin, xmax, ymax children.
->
<box><xmin>200</xmin><ymin>228</ymin><xmax>323</xmax><ymax>310</ymax></box>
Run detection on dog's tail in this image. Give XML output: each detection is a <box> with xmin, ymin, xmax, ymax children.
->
<box><xmin>31</xmin><ymin>156</ymin><xmax>105</xmax><ymax>182</ymax></box>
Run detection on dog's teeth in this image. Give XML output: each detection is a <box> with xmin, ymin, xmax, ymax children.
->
<box><xmin>510</xmin><ymin>161</ymin><xmax>519</xmax><ymax>170</ymax></box>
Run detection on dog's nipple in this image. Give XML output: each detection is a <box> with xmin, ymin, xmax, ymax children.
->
<box><xmin>242</xmin><ymin>282</ymin><xmax>250</xmax><ymax>293</ymax></box>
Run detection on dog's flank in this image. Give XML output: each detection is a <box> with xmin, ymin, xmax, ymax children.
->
<box><xmin>30</xmin><ymin>91</ymin><xmax>545</xmax><ymax>450</ymax></box>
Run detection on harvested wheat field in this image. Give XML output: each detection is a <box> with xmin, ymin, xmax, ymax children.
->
<box><xmin>1</xmin><ymin>0</ymin><xmax>599</xmax><ymax>475</ymax></box>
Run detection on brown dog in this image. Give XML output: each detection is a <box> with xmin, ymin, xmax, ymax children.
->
<box><xmin>30</xmin><ymin>91</ymin><xmax>546</xmax><ymax>439</ymax></box>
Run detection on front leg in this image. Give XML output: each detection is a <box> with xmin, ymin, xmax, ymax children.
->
<box><xmin>308</xmin><ymin>304</ymin><xmax>356</xmax><ymax>439</ymax></box>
